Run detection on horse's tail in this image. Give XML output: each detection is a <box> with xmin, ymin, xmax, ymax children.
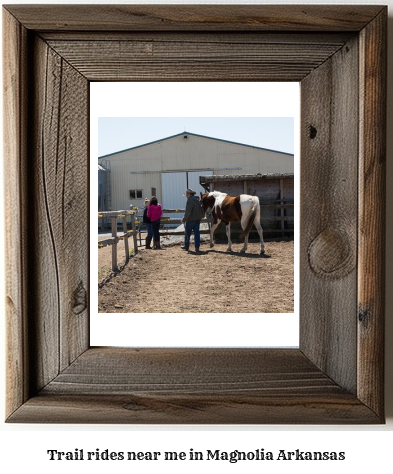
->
<box><xmin>240</xmin><ymin>197</ymin><xmax>259</xmax><ymax>238</ymax></box>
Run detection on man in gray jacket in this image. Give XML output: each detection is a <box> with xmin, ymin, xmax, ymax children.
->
<box><xmin>181</xmin><ymin>188</ymin><xmax>203</xmax><ymax>252</ymax></box>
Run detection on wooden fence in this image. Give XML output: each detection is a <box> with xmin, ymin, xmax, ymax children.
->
<box><xmin>203</xmin><ymin>202</ymin><xmax>294</xmax><ymax>240</ymax></box>
<box><xmin>259</xmin><ymin>200</ymin><xmax>294</xmax><ymax>235</ymax></box>
<box><xmin>98</xmin><ymin>201</ymin><xmax>293</xmax><ymax>271</ymax></box>
<box><xmin>98</xmin><ymin>210</ymin><xmax>138</xmax><ymax>271</ymax></box>
<box><xmin>152</xmin><ymin>209</ymin><xmax>211</xmax><ymax>235</ymax></box>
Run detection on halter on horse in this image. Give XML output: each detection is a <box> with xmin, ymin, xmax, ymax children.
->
<box><xmin>200</xmin><ymin>191</ymin><xmax>265</xmax><ymax>255</ymax></box>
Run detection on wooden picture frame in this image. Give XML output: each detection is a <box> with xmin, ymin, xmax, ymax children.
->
<box><xmin>4</xmin><ymin>5</ymin><xmax>386</xmax><ymax>424</ymax></box>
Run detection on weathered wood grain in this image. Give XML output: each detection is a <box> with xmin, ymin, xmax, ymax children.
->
<box><xmin>3</xmin><ymin>8</ymin><xmax>30</xmax><ymax>418</ymax></box>
<box><xmin>10</xmin><ymin>391</ymin><xmax>379</xmax><ymax>425</ymax></box>
<box><xmin>3</xmin><ymin>5</ymin><xmax>384</xmax><ymax>32</ymax></box>
<box><xmin>358</xmin><ymin>9</ymin><xmax>387</xmax><ymax>417</ymax></box>
<box><xmin>46</xmin><ymin>38</ymin><xmax>347</xmax><ymax>81</ymax></box>
<box><xmin>40</xmin><ymin>31</ymin><xmax>354</xmax><ymax>44</ymax></box>
<box><xmin>45</xmin><ymin>348</ymin><xmax>339</xmax><ymax>394</ymax></box>
<box><xmin>29</xmin><ymin>36</ymin><xmax>89</xmax><ymax>390</ymax></box>
<box><xmin>300</xmin><ymin>36</ymin><xmax>359</xmax><ymax>394</ymax></box>
<box><xmin>7</xmin><ymin>348</ymin><xmax>380</xmax><ymax>424</ymax></box>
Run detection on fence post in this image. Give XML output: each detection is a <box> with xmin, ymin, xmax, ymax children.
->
<box><xmin>138</xmin><ymin>211</ymin><xmax>143</xmax><ymax>247</ymax></box>
<box><xmin>111</xmin><ymin>216</ymin><xmax>117</xmax><ymax>271</ymax></box>
<box><xmin>131</xmin><ymin>212</ymin><xmax>138</xmax><ymax>255</ymax></box>
<box><xmin>122</xmin><ymin>214</ymin><xmax>129</xmax><ymax>262</ymax></box>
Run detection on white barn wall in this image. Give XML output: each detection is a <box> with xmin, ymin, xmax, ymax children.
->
<box><xmin>98</xmin><ymin>132</ymin><xmax>294</xmax><ymax>211</ymax></box>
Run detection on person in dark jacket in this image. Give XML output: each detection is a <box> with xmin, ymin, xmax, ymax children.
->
<box><xmin>142</xmin><ymin>198</ymin><xmax>153</xmax><ymax>249</ymax></box>
<box><xmin>181</xmin><ymin>188</ymin><xmax>203</xmax><ymax>252</ymax></box>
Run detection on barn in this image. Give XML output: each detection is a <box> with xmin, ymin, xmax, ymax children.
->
<box><xmin>97</xmin><ymin>131</ymin><xmax>294</xmax><ymax>213</ymax></box>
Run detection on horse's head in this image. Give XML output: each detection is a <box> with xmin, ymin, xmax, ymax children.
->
<box><xmin>200</xmin><ymin>192</ymin><xmax>214</xmax><ymax>213</ymax></box>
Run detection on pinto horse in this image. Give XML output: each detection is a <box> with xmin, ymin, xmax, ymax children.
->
<box><xmin>200</xmin><ymin>191</ymin><xmax>265</xmax><ymax>255</ymax></box>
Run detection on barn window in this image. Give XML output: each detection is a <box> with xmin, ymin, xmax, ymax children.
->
<box><xmin>151</xmin><ymin>187</ymin><xmax>156</xmax><ymax>197</ymax></box>
<box><xmin>129</xmin><ymin>189</ymin><xmax>143</xmax><ymax>199</ymax></box>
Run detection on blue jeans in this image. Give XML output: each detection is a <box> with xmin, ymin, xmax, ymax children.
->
<box><xmin>184</xmin><ymin>220</ymin><xmax>200</xmax><ymax>249</ymax></box>
<box><xmin>145</xmin><ymin>223</ymin><xmax>153</xmax><ymax>238</ymax></box>
<box><xmin>151</xmin><ymin>220</ymin><xmax>160</xmax><ymax>241</ymax></box>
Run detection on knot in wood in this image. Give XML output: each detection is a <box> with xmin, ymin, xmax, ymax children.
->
<box><xmin>309</xmin><ymin>125</ymin><xmax>317</xmax><ymax>139</ymax></box>
<box><xmin>308</xmin><ymin>228</ymin><xmax>355</xmax><ymax>279</ymax></box>
<box><xmin>358</xmin><ymin>307</ymin><xmax>370</xmax><ymax>326</ymax></box>
<box><xmin>73</xmin><ymin>281</ymin><xmax>87</xmax><ymax>315</ymax></box>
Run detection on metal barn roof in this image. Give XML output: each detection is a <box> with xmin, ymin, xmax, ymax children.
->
<box><xmin>98</xmin><ymin>131</ymin><xmax>294</xmax><ymax>160</ymax></box>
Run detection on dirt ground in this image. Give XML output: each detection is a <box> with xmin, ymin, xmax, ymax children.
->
<box><xmin>98</xmin><ymin>239</ymin><xmax>294</xmax><ymax>313</ymax></box>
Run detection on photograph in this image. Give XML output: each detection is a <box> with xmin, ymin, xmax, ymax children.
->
<box><xmin>97</xmin><ymin>117</ymin><xmax>295</xmax><ymax>314</ymax></box>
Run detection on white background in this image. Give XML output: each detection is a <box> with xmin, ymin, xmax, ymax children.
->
<box><xmin>1</xmin><ymin>1</ymin><xmax>392</xmax><ymax>473</ymax></box>
<box><xmin>90</xmin><ymin>82</ymin><xmax>300</xmax><ymax>348</ymax></box>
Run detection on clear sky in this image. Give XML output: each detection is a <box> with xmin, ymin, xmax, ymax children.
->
<box><xmin>98</xmin><ymin>117</ymin><xmax>295</xmax><ymax>158</ymax></box>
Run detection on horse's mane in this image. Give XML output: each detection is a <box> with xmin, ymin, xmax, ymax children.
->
<box><xmin>209</xmin><ymin>190</ymin><xmax>227</xmax><ymax>197</ymax></box>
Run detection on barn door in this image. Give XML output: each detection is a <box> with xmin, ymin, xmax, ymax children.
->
<box><xmin>161</xmin><ymin>170</ymin><xmax>213</xmax><ymax>227</ymax></box>
<box><xmin>161</xmin><ymin>172</ymin><xmax>187</xmax><ymax>226</ymax></box>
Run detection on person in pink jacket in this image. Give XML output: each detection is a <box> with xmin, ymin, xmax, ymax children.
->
<box><xmin>147</xmin><ymin>196</ymin><xmax>163</xmax><ymax>249</ymax></box>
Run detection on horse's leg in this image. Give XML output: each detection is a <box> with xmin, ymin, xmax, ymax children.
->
<box><xmin>240</xmin><ymin>214</ymin><xmax>250</xmax><ymax>253</ymax></box>
<box><xmin>225</xmin><ymin>222</ymin><xmax>232</xmax><ymax>252</ymax></box>
<box><xmin>240</xmin><ymin>231</ymin><xmax>249</xmax><ymax>253</ymax></box>
<box><xmin>254</xmin><ymin>219</ymin><xmax>265</xmax><ymax>254</ymax></box>
<box><xmin>209</xmin><ymin>221</ymin><xmax>220</xmax><ymax>248</ymax></box>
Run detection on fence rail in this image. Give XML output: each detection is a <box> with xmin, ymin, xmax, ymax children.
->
<box><xmin>98</xmin><ymin>210</ymin><xmax>138</xmax><ymax>271</ymax></box>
